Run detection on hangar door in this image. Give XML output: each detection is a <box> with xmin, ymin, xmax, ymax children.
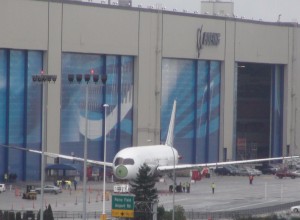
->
<box><xmin>236</xmin><ymin>63</ymin><xmax>283</xmax><ymax>159</ymax></box>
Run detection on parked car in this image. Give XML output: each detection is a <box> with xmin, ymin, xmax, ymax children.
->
<box><xmin>245</xmin><ymin>167</ymin><xmax>262</xmax><ymax>176</ymax></box>
<box><xmin>236</xmin><ymin>167</ymin><xmax>249</xmax><ymax>176</ymax></box>
<box><xmin>275</xmin><ymin>168</ymin><xmax>297</xmax><ymax>179</ymax></box>
<box><xmin>113</xmin><ymin>184</ymin><xmax>130</xmax><ymax>193</ymax></box>
<box><xmin>214</xmin><ymin>166</ymin><xmax>229</xmax><ymax>175</ymax></box>
<box><xmin>295</xmin><ymin>163</ymin><xmax>300</xmax><ymax>169</ymax></box>
<box><xmin>35</xmin><ymin>185</ymin><xmax>62</xmax><ymax>194</ymax></box>
<box><xmin>291</xmin><ymin>205</ymin><xmax>300</xmax><ymax>212</ymax></box>
<box><xmin>214</xmin><ymin>166</ymin><xmax>236</xmax><ymax>176</ymax></box>
<box><xmin>291</xmin><ymin>170</ymin><xmax>300</xmax><ymax>177</ymax></box>
<box><xmin>0</xmin><ymin>184</ymin><xmax>6</xmax><ymax>193</ymax></box>
<box><xmin>255</xmin><ymin>164</ymin><xmax>278</xmax><ymax>175</ymax></box>
<box><xmin>225</xmin><ymin>165</ymin><xmax>240</xmax><ymax>175</ymax></box>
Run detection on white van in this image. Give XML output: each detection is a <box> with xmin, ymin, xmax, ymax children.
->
<box><xmin>113</xmin><ymin>184</ymin><xmax>130</xmax><ymax>193</ymax></box>
<box><xmin>0</xmin><ymin>184</ymin><xmax>6</xmax><ymax>192</ymax></box>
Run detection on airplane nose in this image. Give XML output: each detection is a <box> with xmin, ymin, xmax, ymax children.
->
<box><xmin>115</xmin><ymin>165</ymin><xmax>128</xmax><ymax>179</ymax></box>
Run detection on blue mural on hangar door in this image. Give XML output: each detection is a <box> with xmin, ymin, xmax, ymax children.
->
<box><xmin>60</xmin><ymin>53</ymin><xmax>134</xmax><ymax>164</ymax></box>
<box><xmin>161</xmin><ymin>59</ymin><xmax>220</xmax><ymax>164</ymax></box>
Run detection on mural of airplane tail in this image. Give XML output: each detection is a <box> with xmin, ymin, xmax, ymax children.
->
<box><xmin>79</xmin><ymin>89</ymin><xmax>132</xmax><ymax>140</ymax></box>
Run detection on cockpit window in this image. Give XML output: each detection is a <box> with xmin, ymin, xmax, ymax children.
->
<box><xmin>114</xmin><ymin>157</ymin><xmax>123</xmax><ymax>166</ymax></box>
<box><xmin>123</xmin><ymin>158</ymin><xmax>134</xmax><ymax>165</ymax></box>
<box><xmin>114</xmin><ymin>157</ymin><xmax>134</xmax><ymax>166</ymax></box>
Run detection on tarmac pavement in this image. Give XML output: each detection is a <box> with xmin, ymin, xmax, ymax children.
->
<box><xmin>1</xmin><ymin>174</ymin><xmax>300</xmax><ymax>218</ymax></box>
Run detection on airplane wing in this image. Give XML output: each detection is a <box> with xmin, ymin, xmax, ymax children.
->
<box><xmin>157</xmin><ymin>156</ymin><xmax>300</xmax><ymax>171</ymax></box>
<box><xmin>0</xmin><ymin>144</ymin><xmax>113</xmax><ymax>167</ymax></box>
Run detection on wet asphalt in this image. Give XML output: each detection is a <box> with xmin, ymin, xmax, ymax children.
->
<box><xmin>1</xmin><ymin>174</ymin><xmax>300</xmax><ymax>215</ymax></box>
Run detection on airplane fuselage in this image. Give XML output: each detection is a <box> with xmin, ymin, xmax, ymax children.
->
<box><xmin>112</xmin><ymin>145</ymin><xmax>179</xmax><ymax>180</ymax></box>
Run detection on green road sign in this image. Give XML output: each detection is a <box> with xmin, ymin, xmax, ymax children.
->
<box><xmin>111</xmin><ymin>194</ymin><xmax>135</xmax><ymax>218</ymax></box>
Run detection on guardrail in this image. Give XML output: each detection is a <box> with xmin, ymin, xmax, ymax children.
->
<box><xmin>184</xmin><ymin>201</ymin><xmax>300</xmax><ymax>219</ymax></box>
<box><xmin>52</xmin><ymin>211</ymin><xmax>109</xmax><ymax>219</ymax></box>
<box><xmin>0</xmin><ymin>210</ymin><xmax>114</xmax><ymax>220</ymax></box>
<box><xmin>3</xmin><ymin>201</ymin><xmax>300</xmax><ymax>220</ymax></box>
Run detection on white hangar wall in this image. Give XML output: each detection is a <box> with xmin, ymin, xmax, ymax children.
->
<box><xmin>288</xmin><ymin>27</ymin><xmax>300</xmax><ymax>156</ymax></box>
<box><xmin>235</xmin><ymin>22</ymin><xmax>289</xmax><ymax>64</ymax></box>
<box><xmin>0</xmin><ymin>0</ymin><xmax>299</xmax><ymax>162</ymax></box>
<box><xmin>0</xmin><ymin>0</ymin><xmax>48</xmax><ymax>50</ymax></box>
<box><xmin>162</xmin><ymin>14</ymin><xmax>226</xmax><ymax>60</ymax></box>
<box><xmin>62</xmin><ymin>4</ymin><xmax>139</xmax><ymax>55</ymax></box>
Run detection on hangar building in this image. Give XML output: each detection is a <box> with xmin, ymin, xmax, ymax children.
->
<box><xmin>0</xmin><ymin>0</ymin><xmax>299</xmax><ymax>180</ymax></box>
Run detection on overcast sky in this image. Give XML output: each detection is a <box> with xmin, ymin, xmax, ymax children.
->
<box><xmin>131</xmin><ymin>0</ymin><xmax>299</xmax><ymax>23</ymax></box>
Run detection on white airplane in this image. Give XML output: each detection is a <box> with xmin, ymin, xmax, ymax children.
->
<box><xmin>0</xmin><ymin>100</ymin><xmax>299</xmax><ymax>181</ymax></box>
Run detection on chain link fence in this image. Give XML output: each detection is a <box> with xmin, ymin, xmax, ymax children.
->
<box><xmin>0</xmin><ymin>210</ymin><xmax>114</xmax><ymax>220</ymax></box>
<box><xmin>3</xmin><ymin>201</ymin><xmax>300</xmax><ymax>219</ymax></box>
<box><xmin>184</xmin><ymin>201</ymin><xmax>300</xmax><ymax>219</ymax></box>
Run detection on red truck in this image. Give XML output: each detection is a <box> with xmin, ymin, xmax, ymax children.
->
<box><xmin>191</xmin><ymin>167</ymin><xmax>210</xmax><ymax>181</ymax></box>
<box><xmin>275</xmin><ymin>168</ymin><xmax>297</xmax><ymax>179</ymax></box>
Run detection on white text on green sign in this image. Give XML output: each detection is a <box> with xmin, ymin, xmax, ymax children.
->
<box><xmin>112</xmin><ymin>195</ymin><xmax>134</xmax><ymax>210</ymax></box>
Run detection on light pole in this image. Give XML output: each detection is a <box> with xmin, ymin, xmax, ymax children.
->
<box><xmin>68</xmin><ymin>71</ymin><xmax>106</xmax><ymax>220</ymax></box>
<box><xmin>100</xmin><ymin>74</ymin><xmax>108</xmax><ymax>220</ymax></box>
<box><xmin>101</xmin><ymin>103</ymin><xmax>109</xmax><ymax>220</ymax></box>
<box><xmin>32</xmin><ymin>72</ymin><xmax>57</xmax><ymax>220</ymax></box>
<box><xmin>83</xmin><ymin>75</ymin><xmax>89</xmax><ymax>220</ymax></box>
<box><xmin>166</xmin><ymin>101</ymin><xmax>177</xmax><ymax>220</ymax></box>
<box><xmin>171</xmin><ymin>147</ymin><xmax>176</xmax><ymax>220</ymax></box>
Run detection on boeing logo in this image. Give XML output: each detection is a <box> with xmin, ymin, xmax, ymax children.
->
<box><xmin>197</xmin><ymin>26</ymin><xmax>221</xmax><ymax>58</ymax></box>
